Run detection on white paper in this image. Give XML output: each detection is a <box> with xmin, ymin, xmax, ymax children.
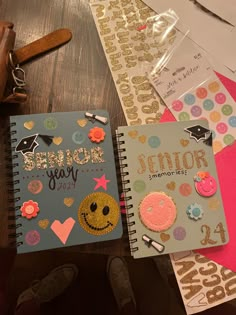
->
<box><xmin>142</xmin><ymin>0</ymin><xmax>236</xmax><ymax>72</ymax></box>
<box><xmin>197</xmin><ymin>0</ymin><xmax>236</xmax><ymax>26</ymax></box>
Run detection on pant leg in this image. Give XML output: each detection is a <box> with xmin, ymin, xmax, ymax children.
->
<box><xmin>15</xmin><ymin>299</ymin><xmax>40</xmax><ymax>315</ymax></box>
<box><xmin>0</xmin><ymin>249</ymin><xmax>16</xmax><ymax>314</ymax></box>
<box><xmin>121</xmin><ymin>301</ymin><xmax>137</xmax><ymax>315</ymax></box>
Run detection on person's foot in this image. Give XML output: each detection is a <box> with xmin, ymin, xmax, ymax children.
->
<box><xmin>107</xmin><ymin>256</ymin><xmax>136</xmax><ymax>310</ymax></box>
<box><xmin>16</xmin><ymin>264</ymin><xmax>78</xmax><ymax>307</ymax></box>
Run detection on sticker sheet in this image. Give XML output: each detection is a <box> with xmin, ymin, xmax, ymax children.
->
<box><xmin>170</xmin><ymin>251</ymin><xmax>236</xmax><ymax>315</ymax></box>
<box><xmin>90</xmin><ymin>0</ymin><xmax>181</xmax><ymax>125</ymax></box>
<box><xmin>149</xmin><ymin>37</ymin><xmax>236</xmax><ymax>154</ymax></box>
<box><xmin>117</xmin><ymin>120</ymin><xmax>228</xmax><ymax>259</ymax></box>
<box><xmin>10</xmin><ymin>110</ymin><xmax>123</xmax><ymax>253</ymax></box>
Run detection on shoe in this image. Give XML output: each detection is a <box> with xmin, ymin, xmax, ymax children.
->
<box><xmin>107</xmin><ymin>256</ymin><xmax>136</xmax><ymax>310</ymax></box>
<box><xmin>16</xmin><ymin>263</ymin><xmax>78</xmax><ymax>307</ymax></box>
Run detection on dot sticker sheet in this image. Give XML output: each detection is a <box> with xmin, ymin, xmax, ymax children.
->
<box><xmin>149</xmin><ymin>37</ymin><xmax>236</xmax><ymax>154</ymax></box>
<box><xmin>170</xmin><ymin>77</ymin><xmax>236</xmax><ymax>154</ymax></box>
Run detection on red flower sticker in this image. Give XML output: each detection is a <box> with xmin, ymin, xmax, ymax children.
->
<box><xmin>88</xmin><ymin>127</ymin><xmax>106</xmax><ymax>143</ymax></box>
<box><xmin>21</xmin><ymin>200</ymin><xmax>40</xmax><ymax>219</ymax></box>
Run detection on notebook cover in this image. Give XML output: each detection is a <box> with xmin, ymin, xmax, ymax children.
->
<box><xmin>117</xmin><ymin>120</ymin><xmax>228</xmax><ymax>258</ymax></box>
<box><xmin>9</xmin><ymin>110</ymin><xmax>123</xmax><ymax>253</ymax></box>
<box><xmin>160</xmin><ymin>72</ymin><xmax>236</xmax><ymax>272</ymax></box>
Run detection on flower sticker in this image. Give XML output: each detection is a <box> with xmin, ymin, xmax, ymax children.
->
<box><xmin>186</xmin><ymin>203</ymin><xmax>204</xmax><ymax>221</ymax></box>
<box><xmin>21</xmin><ymin>200</ymin><xmax>40</xmax><ymax>219</ymax></box>
<box><xmin>88</xmin><ymin>127</ymin><xmax>106</xmax><ymax>143</ymax></box>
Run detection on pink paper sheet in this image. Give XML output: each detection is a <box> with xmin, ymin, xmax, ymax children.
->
<box><xmin>160</xmin><ymin>72</ymin><xmax>236</xmax><ymax>272</ymax></box>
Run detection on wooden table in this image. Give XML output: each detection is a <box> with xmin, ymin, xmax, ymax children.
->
<box><xmin>0</xmin><ymin>0</ymin><xmax>130</xmax><ymax>256</ymax></box>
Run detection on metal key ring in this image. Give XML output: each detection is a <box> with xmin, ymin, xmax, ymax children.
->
<box><xmin>8</xmin><ymin>50</ymin><xmax>16</xmax><ymax>69</ymax></box>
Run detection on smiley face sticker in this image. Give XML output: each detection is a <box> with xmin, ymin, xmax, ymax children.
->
<box><xmin>194</xmin><ymin>172</ymin><xmax>217</xmax><ymax>197</ymax></box>
<box><xmin>78</xmin><ymin>192</ymin><xmax>120</xmax><ymax>235</ymax></box>
<box><xmin>139</xmin><ymin>191</ymin><xmax>177</xmax><ymax>232</ymax></box>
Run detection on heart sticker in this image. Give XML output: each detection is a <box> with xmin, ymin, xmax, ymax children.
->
<box><xmin>160</xmin><ymin>233</ymin><xmax>170</xmax><ymax>242</ymax></box>
<box><xmin>64</xmin><ymin>197</ymin><xmax>74</xmax><ymax>207</ymax></box>
<box><xmin>38</xmin><ymin>219</ymin><xmax>50</xmax><ymax>229</ymax></box>
<box><xmin>53</xmin><ymin>137</ymin><xmax>63</xmax><ymax>145</ymax></box>
<box><xmin>51</xmin><ymin>218</ymin><xmax>75</xmax><ymax>244</ymax></box>
<box><xmin>166</xmin><ymin>181</ymin><xmax>176</xmax><ymax>191</ymax></box>
<box><xmin>128</xmin><ymin>130</ymin><xmax>138</xmax><ymax>139</ymax></box>
<box><xmin>77</xmin><ymin>119</ymin><xmax>88</xmax><ymax>127</ymax></box>
<box><xmin>24</xmin><ymin>121</ymin><xmax>35</xmax><ymax>130</ymax></box>
<box><xmin>138</xmin><ymin>135</ymin><xmax>146</xmax><ymax>143</ymax></box>
<box><xmin>180</xmin><ymin>139</ymin><xmax>189</xmax><ymax>147</ymax></box>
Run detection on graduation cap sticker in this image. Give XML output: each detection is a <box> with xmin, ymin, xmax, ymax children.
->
<box><xmin>15</xmin><ymin>134</ymin><xmax>53</xmax><ymax>155</ymax></box>
<box><xmin>184</xmin><ymin>124</ymin><xmax>212</xmax><ymax>145</ymax></box>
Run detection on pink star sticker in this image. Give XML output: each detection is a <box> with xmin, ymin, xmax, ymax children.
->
<box><xmin>93</xmin><ymin>174</ymin><xmax>110</xmax><ymax>191</ymax></box>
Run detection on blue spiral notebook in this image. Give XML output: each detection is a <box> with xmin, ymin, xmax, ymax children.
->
<box><xmin>9</xmin><ymin>110</ymin><xmax>123</xmax><ymax>253</ymax></box>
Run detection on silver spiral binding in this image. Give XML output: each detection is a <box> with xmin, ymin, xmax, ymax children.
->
<box><xmin>6</xmin><ymin>122</ymin><xmax>23</xmax><ymax>248</ymax></box>
<box><xmin>116</xmin><ymin>132</ymin><xmax>138</xmax><ymax>253</ymax></box>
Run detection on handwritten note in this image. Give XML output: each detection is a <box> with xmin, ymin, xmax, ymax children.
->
<box><xmin>170</xmin><ymin>251</ymin><xmax>236</xmax><ymax>314</ymax></box>
<box><xmin>90</xmin><ymin>0</ymin><xmax>179</xmax><ymax>125</ymax></box>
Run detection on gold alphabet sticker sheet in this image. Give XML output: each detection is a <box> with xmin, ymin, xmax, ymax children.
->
<box><xmin>90</xmin><ymin>0</ymin><xmax>180</xmax><ymax>125</ymax></box>
<box><xmin>170</xmin><ymin>251</ymin><xmax>236</xmax><ymax>314</ymax></box>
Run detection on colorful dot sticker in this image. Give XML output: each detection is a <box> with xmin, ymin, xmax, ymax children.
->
<box><xmin>28</xmin><ymin>180</ymin><xmax>43</xmax><ymax>194</ymax></box>
<box><xmin>229</xmin><ymin>116</ymin><xmax>236</xmax><ymax>127</ymax></box>
<box><xmin>213</xmin><ymin>140</ymin><xmax>223</xmax><ymax>153</ymax></box>
<box><xmin>208</xmin><ymin>81</ymin><xmax>220</xmax><ymax>93</ymax></box>
<box><xmin>44</xmin><ymin>117</ymin><xmax>58</xmax><ymax>130</ymax></box>
<box><xmin>178</xmin><ymin>112</ymin><xmax>190</xmax><ymax>121</ymax></box>
<box><xmin>215</xmin><ymin>92</ymin><xmax>226</xmax><ymax>104</ymax></box>
<box><xmin>72</xmin><ymin>130</ymin><xmax>86</xmax><ymax>144</ymax></box>
<box><xmin>25</xmin><ymin>230</ymin><xmax>40</xmax><ymax>246</ymax></box>
<box><xmin>223</xmin><ymin>134</ymin><xmax>235</xmax><ymax>145</ymax></box>
<box><xmin>203</xmin><ymin>99</ymin><xmax>214</xmax><ymax>111</ymax></box>
<box><xmin>216</xmin><ymin>122</ymin><xmax>228</xmax><ymax>134</ymax></box>
<box><xmin>148</xmin><ymin>136</ymin><xmax>160</xmax><ymax>148</ymax></box>
<box><xmin>133</xmin><ymin>180</ymin><xmax>146</xmax><ymax>193</ymax></box>
<box><xmin>184</xmin><ymin>94</ymin><xmax>195</xmax><ymax>105</ymax></box>
<box><xmin>209</xmin><ymin>111</ymin><xmax>221</xmax><ymax>122</ymax></box>
<box><xmin>179</xmin><ymin>183</ymin><xmax>192</xmax><ymax>197</ymax></box>
<box><xmin>173</xmin><ymin>226</ymin><xmax>186</xmax><ymax>241</ymax></box>
<box><xmin>208</xmin><ymin>197</ymin><xmax>220</xmax><ymax>210</ymax></box>
<box><xmin>172</xmin><ymin>100</ymin><xmax>183</xmax><ymax>111</ymax></box>
<box><xmin>196</xmin><ymin>87</ymin><xmax>207</xmax><ymax>99</ymax></box>
<box><xmin>221</xmin><ymin>104</ymin><xmax>233</xmax><ymax>116</ymax></box>
<box><xmin>190</xmin><ymin>105</ymin><xmax>202</xmax><ymax>117</ymax></box>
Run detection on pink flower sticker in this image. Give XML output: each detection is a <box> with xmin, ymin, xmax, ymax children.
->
<box><xmin>21</xmin><ymin>200</ymin><xmax>40</xmax><ymax>219</ymax></box>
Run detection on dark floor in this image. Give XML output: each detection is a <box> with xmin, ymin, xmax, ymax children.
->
<box><xmin>6</xmin><ymin>251</ymin><xmax>236</xmax><ymax>315</ymax></box>
<box><xmin>6</xmin><ymin>251</ymin><xmax>185</xmax><ymax>315</ymax></box>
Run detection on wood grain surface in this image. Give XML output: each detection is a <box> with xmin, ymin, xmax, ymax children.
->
<box><xmin>0</xmin><ymin>0</ymin><xmax>129</xmax><ymax>256</ymax></box>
